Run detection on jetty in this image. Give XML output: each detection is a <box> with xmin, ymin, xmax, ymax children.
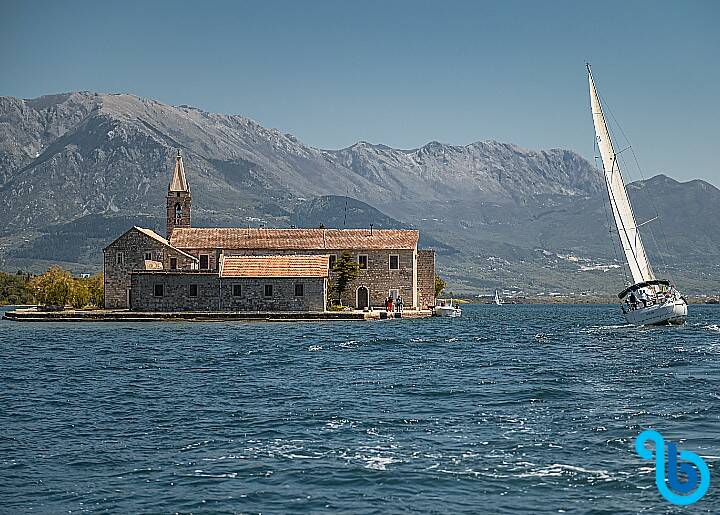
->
<box><xmin>2</xmin><ymin>308</ymin><xmax>432</xmax><ymax>322</ymax></box>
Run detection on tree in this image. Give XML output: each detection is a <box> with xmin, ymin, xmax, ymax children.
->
<box><xmin>434</xmin><ymin>274</ymin><xmax>447</xmax><ymax>298</ymax></box>
<box><xmin>0</xmin><ymin>271</ymin><xmax>34</xmax><ymax>306</ymax></box>
<box><xmin>30</xmin><ymin>266</ymin><xmax>73</xmax><ymax>308</ymax></box>
<box><xmin>70</xmin><ymin>279</ymin><xmax>90</xmax><ymax>309</ymax></box>
<box><xmin>331</xmin><ymin>250</ymin><xmax>359</xmax><ymax>305</ymax></box>
<box><xmin>87</xmin><ymin>273</ymin><xmax>104</xmax><ymax>308</ymax></box>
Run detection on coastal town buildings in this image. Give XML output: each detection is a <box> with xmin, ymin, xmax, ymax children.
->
<box><xmin>104</xmin><ymin>151</ymin><xmax>436</xmax><ymax>312</ymax></box>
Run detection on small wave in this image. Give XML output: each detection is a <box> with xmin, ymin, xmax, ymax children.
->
<box><xmin>325</xmin><ymin>418</ymin><xmax>353</xmax><ymax>430</ymax></box>
<box><xmin>515</xmin><ymin>463</ymin><xmax>616</xmax><ymax>482</ymax></box>
<box><xmin>180</xmin><ymin>440</ymin><xmax>212</xmax><ymax>452</ymax></box>
<box><xmin>192</xmin><ymin>471</ymin><xmax>239</xmax><ymax>479</ymax></box>
<box><xmin>307</xmin><ymin>344</ymin><xmax>322</xmax><ymax>352</ymax></box>
<box><xmin>704</xmin><ymin>324</ymin><xmax>720</xmax><ymax>333</ymax></box>
<box><xmin>580</xmin><ymin>323</ymin><xmax>633</xmax><ymax>334</ymax></box>
<box><xmin>364</xmin><ymin>456</ymin><xmax>396</xmax><ymax>470</ymax></box>
<box><xmin>339</xmin><ymin>448</ymin><xmax>401</xmax><ymax>470</ymax></box>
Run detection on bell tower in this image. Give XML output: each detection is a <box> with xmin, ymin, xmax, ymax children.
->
<box><xmin>166</xmin><ymin>149</ymin><xmax>191</xmax><ymax>239</ymax></box>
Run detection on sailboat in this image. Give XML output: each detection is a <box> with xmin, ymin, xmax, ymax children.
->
<box><xmin>493</xmin><ymin>289</ymin><xmax>503</xmax><ymax>305</ymax></box>
<box><xmin>587</xmin><ymin>64</ymin><xmax>687</xmax><ymax>325</ymax></box>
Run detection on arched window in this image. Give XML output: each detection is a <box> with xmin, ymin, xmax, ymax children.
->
<box><xmin>175</xmin><ymin>203</ymin><xmax>182</xmax><ymax>223</ymax></box>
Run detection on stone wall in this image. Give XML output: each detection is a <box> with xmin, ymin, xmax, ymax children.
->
<box><xmin>331</xmin><ymin>249</ymin><xmax>415</xmax><ymax>309</ymax></box>
<box><xmin>220</xmin><ymin>277</ymin><xmax>326</xmax><ymax>312</ymax></box>
<box><xmin>211</xmin><ymin>248</ymin><xmax>416</xmax><ymax>309</ymax></box>
<box><xmin>129</xmin><ymin>272</ymin><xmax>326</xmax><ymax>312</ymax></box>
<box><xmin>417</xmin><ymin>249</ymin><xmax>436</xmax><ymax>309</ymax></box>
<box><xmin>182</xmin><ymin>248</ymin><xmax>222</xmax><ymax>272</ymax></box>
<box><xmin>130</xmin><ymin>272</ymin><xmax>219</xmax><ymax>311</ymax></box>
<box><xmin>104</xmin><ymin>228</ymin><xmax>197</xmax><ymax>309</ymax></box>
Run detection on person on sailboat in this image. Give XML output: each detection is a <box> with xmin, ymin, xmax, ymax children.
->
<box><xmin>637</xmin><ymin>289</ymin><xmax>649</xmax><ymax>308</ymax></box>
<box><xmin>628</xmin><ymin>291</ymin><xmax>638</xmax><ymax>309</ymax></box>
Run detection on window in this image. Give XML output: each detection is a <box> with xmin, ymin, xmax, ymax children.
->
<box><xmin>389</xmin><ymin>289</ymin><xmax>399</xmax><ymax>300</ymax></box>
<box><xmin>170</xmin><ymin>257</ymin><xmax>178</xmax><ymax>270</ymax></box>
<box><xmin>175</xmin><ymin>202</ymin><xmax>182</xmax><ymax>223</ymax></box>
<box><xmin>189</xmin><ymin>284</ymin><xmax>198</xmax><ymax>297</ymax></box>
<box><xmin>358</xmin><ymin>254</ymin><xmax>368</xmax><ymax>270</ymax></box>
<box><xmin>233</xmin><ymin>284</ymin><xmax>242</xmax><ymax>297</ymax></box>
<box><xmin>329</xmin><ymin>254</ymin><xmax>337</xmax><ymax>270</ymax></box>
<box><xmin>295</xmin><ymin>283</ymin><xmax>304</xmax><ymax>297</ymax></box>
<box><xmin>115</xmin><ymin>252</ymin><xmax>124</xmax><ymax>265</ymax></box>
<box><xmin>389</xmin><ymin>254</ymin><xmax>400</xmax><ymax>270</ymax></box>
<box><xmin>264</xmin><ymin>284</ymin><xmax>273</xmax><ymax>297</ymax></box>
<box><xmin>144</xmin><ymin>251</ymin><xmax>153</xmax><ymax>261</ymax></box>
<box><xmin>154</xmin><ymin>284</ymin><xmax>164</xmax><ymax>297</ymax></box>
<box><xmin>199</xmin><ymin>254</ymin><xmax>209</xmax><ymax>270</ymax></box>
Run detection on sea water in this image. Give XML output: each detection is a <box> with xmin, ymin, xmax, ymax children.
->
<box><xmin>1</xmin><ymin>304</ymin><xmax>718</xmax><ymax>513</ymax></box>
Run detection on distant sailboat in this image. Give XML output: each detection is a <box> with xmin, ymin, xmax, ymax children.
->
<box><xmin>586</xmin><ymin>64</ymin><xmax>687</xmax><ymax>325</ymax></box>
<box><xmin>493</xmin><ymin>289</ymin><xmax>503</xmax><ymax>305</ymax></box>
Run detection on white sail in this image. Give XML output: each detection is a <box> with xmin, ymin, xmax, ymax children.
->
<box><xmin>588</xmin><ymin>67</ymin><xmax>655</xmax><ymax>284</ymax></box>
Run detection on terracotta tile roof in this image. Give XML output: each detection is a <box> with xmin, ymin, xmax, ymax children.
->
<box><xmin>220</xmin><ymin>254</ymin><xmax>330</xmax><ymax>278</ymax></box>
<box><xmin>170</xmin><ymin>228</ymin><xmax>419</xmax><ymax>250</ymax></box>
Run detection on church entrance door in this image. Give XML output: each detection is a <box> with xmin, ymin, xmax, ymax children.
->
<box><xmin>356</xmin><ymin>286</ymin><xmax>369</xmax><ymax>310</ymax></box>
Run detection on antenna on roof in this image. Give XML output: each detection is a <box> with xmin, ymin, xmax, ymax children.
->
<box><xmin>370</xmin><ymin>223</ymin><xmax>374</xmax><ymax>236</ymax></box>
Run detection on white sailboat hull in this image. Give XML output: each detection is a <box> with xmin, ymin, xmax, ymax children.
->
<box><xmin>623</xmin><ymin>298</ymin><xmax>687</xmax><ymax>326</ymax></box>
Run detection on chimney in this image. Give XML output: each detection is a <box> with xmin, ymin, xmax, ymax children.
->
<box><xmin>369</xmin><ymin>223</ymin><xmax>374</xmax><ymax>236</ymax></box>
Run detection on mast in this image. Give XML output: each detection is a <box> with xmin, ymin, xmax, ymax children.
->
<box><xmin>587</xmin><ymin>65</ymin><xmax>655</xmax><ymax>284</ymax></box>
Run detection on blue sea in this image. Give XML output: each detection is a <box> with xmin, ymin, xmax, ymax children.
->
<box><xmin>1</xmin><ymin>304</ymin><xmax>718</xmax><ymax>513</ymax></box>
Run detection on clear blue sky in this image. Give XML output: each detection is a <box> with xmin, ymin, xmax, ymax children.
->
<box><xmin>2</xmin><ymin>0</ymin><xmax>718</xmax><ymax>185</ymax></box>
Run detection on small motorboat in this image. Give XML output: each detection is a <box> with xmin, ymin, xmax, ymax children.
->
<box><xmin>434</xmin><ymin>299</ymin><xmax>462</xmax><ymax>317</ymax></box>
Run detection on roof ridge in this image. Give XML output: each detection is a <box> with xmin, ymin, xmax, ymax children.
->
<box><xmin>170</xmin><ymin>227</ymin><xmax>419</xmax><ymax>250</ymax></box>
<box><xmin>134</xmin><ymin>226</ymin><xmax>198</xmax><ymax>261</ymax></box>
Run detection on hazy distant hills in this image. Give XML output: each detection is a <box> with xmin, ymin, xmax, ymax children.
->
<box><xmin>1</xmin><ymin>91</ymin><xmax>718</xmax><ymax>295</ymax></box>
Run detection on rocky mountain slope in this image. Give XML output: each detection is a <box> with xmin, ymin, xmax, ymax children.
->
<box><xmin>1</xmin><ymin>92</ymin><xmax>718</xmax><ymax>295</ymax></box>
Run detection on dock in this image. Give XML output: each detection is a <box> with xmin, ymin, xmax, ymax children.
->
<box><xmin>2</xmin><ymin>308</ymin><xmax>433</xmax><ymax>322</ymax></box>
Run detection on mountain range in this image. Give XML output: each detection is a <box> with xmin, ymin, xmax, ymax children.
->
<box><xmin>1</xmin><ymin>91</ymin><xmax>718</xmax><ymax>295</ymax></box>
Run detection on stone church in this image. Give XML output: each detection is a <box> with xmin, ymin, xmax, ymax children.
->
<box><xmin>103</xmin><ymin>151</ymin><xmax>436</xmax><ymax>312</ymax></box>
